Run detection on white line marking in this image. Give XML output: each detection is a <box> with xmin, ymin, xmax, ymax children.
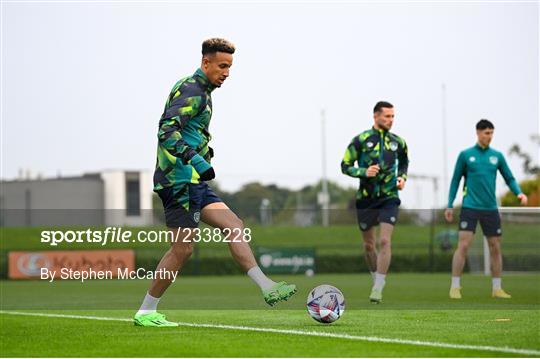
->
<box><xmin>1</xmin><ymin>310</ymin><xmax>539</xmax><ymax>356</ymax></box>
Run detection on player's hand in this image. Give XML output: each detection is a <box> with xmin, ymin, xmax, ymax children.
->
<box><xmin>444</xmin><ymin>208</ymin><xmax>454</xmax><ymax>223</ymax></box>
<box><xmin>517</xmin><ymin>193</ymin><xmax>528</xmax><ymax>206</ymax></box>
<box><xmin>199</xmin><ymin>167</ymin><xmax>215</xmax><ymax>181</ymax></box>
<box><xmin>397</xmin><ymin>177</ymin><xmax>406</xmax><ymax>190</ymax></box>
<box><xmin>190</xmin><ymin>154</ymin><xmax>213</xmax><ymax>180</ymax></box>
<box><xmin>366</xmin><ymin>164</ymin><xmax>380</xmax><ymax>177</ymax></box>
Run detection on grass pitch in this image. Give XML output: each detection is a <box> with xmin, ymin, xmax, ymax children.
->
<box><xmin>1</xmin><ymin>273</ymin><xmax>539</xmax><ymax>357</ymax></box>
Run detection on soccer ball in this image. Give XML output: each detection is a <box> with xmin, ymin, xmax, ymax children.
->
<box><xmin>306</xmin><ymin>284</ymin><xmax>345</xmax><ymax>323</ymax></box>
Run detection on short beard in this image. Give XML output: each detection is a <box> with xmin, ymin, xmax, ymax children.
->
<box><xmin>377</xmin><ymin>121</ymin><xmax>391</xmax><ymax>131</ymax></box>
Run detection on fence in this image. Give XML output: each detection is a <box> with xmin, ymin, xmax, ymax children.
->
<box><xmin>1</xmin><ymin>207</ymin><xmax>538</xmax><ymax>277</ymax></box>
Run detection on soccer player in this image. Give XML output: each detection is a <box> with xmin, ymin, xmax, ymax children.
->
<box><xmin>134</xmin><ymin>38</ymin><xmax>296</xmax><ymax>327</ymax></box>
<box><xmin>341</xmin><ymin>101</ymin><xmax>409</xmax><ymax>303</ymax></box>
<box><xmin>445</xmin><ymin>119</ymin><xmax>528</xmax><ymax>299</ymax></box>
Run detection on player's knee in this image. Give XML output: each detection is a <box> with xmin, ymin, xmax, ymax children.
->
<box><xmin>235</xmin><ymin>218</ymin><xmax>244</xmax><ymax>229</ymax></box>
<box><xmin>489</xmin><ymin>243</ymin><xmax>500</xmax><ymax>255</ymax></box>
<box><xmin>458</xmin><ymin>242</ymin><xmax>470</xmax><ymax>254</ymax></box>
<box><xmin>172</xmin><ymin>243</ymin><xmax>193</xmax><ymax>259</ymax></box>
<box><xmin>380</xmin><ymin>237</ymin><xmax>391</xmax><ymax>248</ymax></box>
<box><xmin>181</xmin><ymin>245</ymin><xmax>194</xmax><ymax>259</ymax></box>
<box><xmin>363</xmin><ymin>241</ymin><xmax>375</xmax><ymax>252</ymax></box>
<box><xmin>227</xmin><ymin>217</ymin><xmax>244</xmax><ymax>231</ymax></box>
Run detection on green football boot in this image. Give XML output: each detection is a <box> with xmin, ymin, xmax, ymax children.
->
<box><xmin>133</xmin><ymin>312</ymin><xmax>178</xmax><ymax>327</ymax></box>
<box><xmin>263</xmin><ymin>281</ymin><xmax>297</xmax><ymax>306</ymax></box>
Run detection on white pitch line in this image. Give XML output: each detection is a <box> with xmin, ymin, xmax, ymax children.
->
<box><xmin>1</xmin><ymin>310</ymin><xmax>539</xmax><ymax>356</ymax></box>
<box><xmin>0</xmin><ymin>311</ymin><xmax>132</xmax><ymax>322</ymax></box>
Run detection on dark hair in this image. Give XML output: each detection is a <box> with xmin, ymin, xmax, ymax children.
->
<box><xmin>476</xmin><ymin>119</ymin><xmax>494</xmax><ymax>130</ymax></box>
<box><xmin>202</xmin><ymin>38</ymin><xmax>235</xmax><ymax>56</ymax></box>
<box><xmin>374</xmin><ymin>101</ymin><xmax>393</xmax><ymax>113</ymax></box>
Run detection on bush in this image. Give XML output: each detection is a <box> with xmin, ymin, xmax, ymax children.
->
<box><xmin>1</xmin><ymin>250</ymin><xmax>537</xmax><ymax>279</ymax></box>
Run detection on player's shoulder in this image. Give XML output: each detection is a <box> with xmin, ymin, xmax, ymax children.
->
<box><xmin>488</xmin><ymin>147</ymin><xmax>503</xmax><ymax>157</ymax></box>
<box><xmin>357</xmin><ymin>128</ymin><xmax>377</xmax><ymax>140</ymax></box>
<box><xmin>171</xmin><ymin>74</ymin><xmax>205</xmax><ymax>98</ymax></box>
<box><xmin>350</xmin><ymin>129</ymin><xmax>376</xmax><ymax>146</ymax></box>
<box><xmin>490</xmin><ymin>148</ymin><xmax>507</xmax><ymax>164</ymax></box>
<box><xmin>388</xmin><ymin>131</ymin><xmax>407</xmax><ymax>146</ymax></box>
<box><xmin>461</xmin><ymin>146</ymin><xmax>477</xmax><ymax>156</ymax></box>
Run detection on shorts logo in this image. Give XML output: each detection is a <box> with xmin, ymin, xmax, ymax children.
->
<box><xmin>193</xmin><ymin>212</ymin><xmax>201</xmax><ymax>223</ymax></box>
<box><xmin>497</xmin><ymin>228</ymin><xmax>501</xmax><ymax>234</ymax></box>
<box><xmin>460</xmin><ymin>221</ymin><xmax>468</xmax><ymax>229</ymax></box>
<box><xmin>489</xmin><ymin>156</ymin><xmax>498</xmax><ymax>165</ymax></box>
<box><xmin>367</xmin><ymin>142</ymin><xmax>374</xmax><ymax>148</ymax></box>
<box><xmin>360</xmin><ymin>222</ymin><xmax>367</xmax><ymax>230</ymax></box>
<box><xmin>390</xmin><ymin>216</ymin><xmax>396</xmax><ymax>223</ymax></box>
<box><xmin>469</xmin><ymin>156</ymin><xmax>476</xmax><ymax>162</ymax></box>
<box><xmin>390</xmin><ymin>142</ymin><xmax>398</xmax><ymax>151</ymax></box>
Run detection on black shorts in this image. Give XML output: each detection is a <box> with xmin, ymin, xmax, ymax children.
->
<box><xmin>355</xmin><ymin>197</ymin><xmax>401</xmax><ymax>232</ymax></box>
<box><xmin>458</xmin><ymin>208</ymin><xmax>502</xmax><ymax>237</ymax></box>
<box><xmin>155</xmin><ymin>183</ymin><xmax>222</xmax><ymax>228</ymax></box>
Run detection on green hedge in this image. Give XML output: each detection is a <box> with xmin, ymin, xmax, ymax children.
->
<box><xmin>136</xmin><ymin>250</ymin><xmax>539</xmax><ymax>274</ymax></box>
<box><xmin>0</xmin><ymin>252</ymin><xmax>7</xmax><ymax>279</ymax></box>
<box><xmin>133</xmin><ymin>250</ymin><xmax>458</xmax><ymax>275</ymax></box>
<box><xmin>1</xmin><ymin>250</ymin><xmax>538</xmax><ymax>279</ymax></box>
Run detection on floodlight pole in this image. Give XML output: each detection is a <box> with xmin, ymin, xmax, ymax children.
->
<box><xmin>442</xmin><ymin>83</ymin><xmax>448</xmax><ymax>207</ymax></box>
<box><xmin>321</xmin><ymin>110</ymin><xmax>330</xmax><ymax>227</ymax></box>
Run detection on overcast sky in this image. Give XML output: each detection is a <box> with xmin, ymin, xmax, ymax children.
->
<box><xmin>2</xmin><ymin>1</ymin><xmax>538</xmax><ymax>208</ymax></box>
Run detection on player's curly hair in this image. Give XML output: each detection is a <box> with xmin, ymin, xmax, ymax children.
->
<box><xmin>202</xmin><ymin>38</ymin><xmax>236</xmax><ymax>56</ymax></box>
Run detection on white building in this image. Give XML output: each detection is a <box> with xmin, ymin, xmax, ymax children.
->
<box><xmin>0</xmin><ymin>170</ymin><xmax>153</xmax><ymax>226</ymax></box>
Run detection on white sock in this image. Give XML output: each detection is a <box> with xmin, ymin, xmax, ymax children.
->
<box><xmin>247</xmin><ymin>266</ymin><xmax>276</xmax><ymax>291</ymax></box>
<box><xmin>136</xmin><ymin>292</ymin><xmax>160</xmax><ymax>316</ymax></box>
<box><xmin>373</xmin><ymin>272</ymin><xmax>386</xmax><ymax>291</ymax></box>
<box><xmin>492</xmin><ymin>277</ymin><xmax>502</xmax><ymax>290</ymax></box>
<box><xmin>370</xmin><ymin>271</ymin><xmax>376</xmax><ymax>282</ymax></box>
<box><xmin>451</xmin><ymin>276</ymin><xmax>461</xmax><ymax>289</ymax></box>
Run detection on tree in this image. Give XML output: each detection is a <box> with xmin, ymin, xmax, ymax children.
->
<box><xmin>501</xmin><ymin>175</ymin><xmax>540</xmax><ymax>206</ymax></box>
<box><xmin>501</xmin><ymin>135</ymin><xmax>540</xmax><ymax>206</ymax></box>
<box><xmin>508</xmin><ymin>135</ymin><xmax>540</xmax><ymax>175</ymax></box>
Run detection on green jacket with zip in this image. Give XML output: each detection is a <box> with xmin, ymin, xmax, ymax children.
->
<box><xmin>341</xmin><ymin>127</ymin><xmax>409</xmax><ymax>200</ymax></box>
